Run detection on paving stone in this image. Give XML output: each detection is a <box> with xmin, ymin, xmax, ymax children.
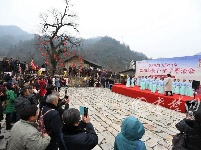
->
<box><xmin>100</xmin><ymin>142</ymin><xmax>113</xmax><ymax>150</ymax></box>
<box><xmin>145</xmin><ymin>138</ymin><xmax>159</xmax><ymax>148</ymax></box>
<box><xmin>153</xmin><ymin>144</ymin><xmax>169</xmax><ymax>150</ymax></box>
<box><xmin>92</xmin><ymin>145</ymin><xmax>102</xmax><ymax>150</ymax></box>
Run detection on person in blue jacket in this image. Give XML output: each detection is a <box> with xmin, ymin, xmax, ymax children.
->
<box><xmin>137</xmin><ymin>76</ymin><xmax>141</xmax><ymax>86</ymax></box>
<box><xmin>172</xmin><ymin>79</ymin><xmax>176</xmax><ymax>94</ymax></box>
<box><xmin>131</xmin><ymin>76</ymin><xmax>135</xmax><ymax>87</ymax></box>
<box><xmin>114</xmin><ymin>116</ymin><xmax>146</xmax><ymax>150</ymax></box>
<box><xmin>186</xmin><ymin>80</ymin><xmax>193</xmax><ymax>97</ymax></box>
<box><xmin>126</xmin><ymin>75</ymin><xmax>131</xmax><ymax>87</ymax></box>
<box><xmin>158</xmin><ymin>78</ymin><xmax>165</xmax><ymax>94</ymax></box>
<box><xmin>140</xmin><ymin>76</ymin><xmax>146</xmax><ymax>90</ymax></box>
<box><xmin>180</xmin><ymin>79</ymin><xmax>187</xmax><ymax>95</ymax></box>
<box><xmin>175</xmin><ymin>79</ymin><xmax>181</xmax><ymax>94</ymax></box>
<box><xmin>151</xmin><ymin>77</ymin><xmax>157</xmax><ymax>93</ymax></box>
<box><xmin>149</xmin><ymin>76</ymin><xmax>153</xmax><ymax>91</ymax></box>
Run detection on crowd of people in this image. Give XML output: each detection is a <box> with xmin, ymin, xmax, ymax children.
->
<box><xmin>0</xmin><ymin>57</ymin><xmax>41</xmax><ymax>75</ymax></box>
<box><xmin>0</xmin><ymin>73</ymin><xmax>99</xmax><ymax>150</ymax></box>
<box><xmin>0</xmin><ymin>59</ymin><xmax>200</xmax><ymax>149</ymax></box>
<box><xmin>125</xmin><ymin>75</ymin><xmax>194</xmax><ymax>97</ymax></box>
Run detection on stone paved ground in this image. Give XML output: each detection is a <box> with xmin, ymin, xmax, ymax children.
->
<box><xmin>65</xmin><ymin>87</ymin><xmax>185</xmax><ymax>150</ymax></box>
<box><xmin>0</xmin><ymin>87</ymin><xmax>185</xmax><ymax>150</ymax></box>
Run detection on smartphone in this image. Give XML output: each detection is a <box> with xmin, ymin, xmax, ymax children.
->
<box><xmin>84</xmin><ymin>107</ymin><xmax>88</xmax><ymax>117</ymax></box>
<box><xmin>65</xmin><ymin>88</ymin><xmax>67</xmax><ymax>95</ymax></box>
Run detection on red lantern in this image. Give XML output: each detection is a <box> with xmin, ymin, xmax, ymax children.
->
<box><xmin>46</xmin><ymin>51</ymin><xmax>48</xmax><ymax>55</ymax></box>
<box><xmin>73</xmin><ymin>50</ymin><xmax>76</xmax><ymax>56</ymax></box>
<box><xmin>64</xmin><ymin>48</ymin><xmax>67</xmax><ymax>52</ymax></box>
<box><xmin>42</xmin><ymin>53</ymin><xmax>44</xmax><ymax>57</ymax></box>
<box><xmin>63</xmin><ymin>41</ymin><xmax>66</xmax><ymax>46</ymax></box>
<box><xmin>54</xmin><ymin>54</ymin><xmax>56</xmax><ymax>58</ymax></box>
<box><xmin>68</xmin><ymin>52</ymin><xmax>71</xmax><ymax>57</ymax></box>
<box><xmin>38</xmin><ymin>42</ymin><xmax>40</xmax><ymax>45</ymax></box>
<box><xmin>64</xmin><ymin>53</ymin><xmax>66</xmax><ymax>56</ymax></box>
<box><xmin>45</xmin><ymin>59</ymin><xmax>48</xmax><ymax>64</ymax></box>
<box><xmin>39</xmin><ymin>48</ymin><xmax>42</xmax><ymax>51</ymax></box>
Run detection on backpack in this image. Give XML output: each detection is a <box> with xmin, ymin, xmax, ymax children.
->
<box><xmin>38</xmin><ymin>107</ymin><xmax>54</xmax><ymax>134</ymax></box>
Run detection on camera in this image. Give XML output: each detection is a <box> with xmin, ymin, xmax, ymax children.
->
<box><xmin>64</xmin><ymin>95</ymin><xmax>69</xmax><ymax>99</ymax></box>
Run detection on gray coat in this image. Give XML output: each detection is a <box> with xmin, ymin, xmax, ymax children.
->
<box><xmin>8</xmin><ymin>120</ymin><xmax>51</xmax><ymax>150</ymax></box>
<box><xmin>165</xmin><ymin>77</ymin><xmax>173</xmax><ymax>91</ymax></box>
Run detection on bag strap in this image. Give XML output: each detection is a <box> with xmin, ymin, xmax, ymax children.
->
<box><xmin>136</xmin><ymin>140</ymin><xmax>142</xmax><ymax>150</ymax></box>
<box><xmin>41</xmin><ymin>107</ymin><xmax>54</xmax><ymax>116</ymax></box>
<box><xmin>60</xmin><ymin>128</ymin><xmax>68</xmax><ymax>150</ymax></box>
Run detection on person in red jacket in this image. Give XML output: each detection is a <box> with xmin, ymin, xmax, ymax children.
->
<box><xmin>38</xmin><ymin>77</ymin><xmax>47</xmax><ymax>109</ymax></box>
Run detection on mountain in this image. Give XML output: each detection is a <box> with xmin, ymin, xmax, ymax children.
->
<box><xmin>0</xmin><ymin>25</ymin><xmax>30</xmax><ymax>36</ymax></box>
<box><xmin>0</xmin><ymin>25</ymin><xmax>34</xmax><ymax>49</ymax></box>
<box><xmin>80</xmin><ymin>36</ymin><xmax>148</xmax><ymax>71</ymax></box>
<box><xmin>0</xmin><ymin>26</ymin><xmax>148</xmax><ymax>71</ymax></box>
<box><xmin>195</xmin><ymin>52</ymin><xmax>201</xmax><ymax>55</ymax></box>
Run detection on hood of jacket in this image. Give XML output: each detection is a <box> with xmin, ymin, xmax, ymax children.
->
<box><xmin>121</xmin><ymin>116</ymin><xmax>145</xmax><ymax>141</ymax></box>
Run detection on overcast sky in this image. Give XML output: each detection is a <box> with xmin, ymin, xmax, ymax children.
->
<box><xmin>0</xmin><ymin>0</ymin><xmax>201</xmax><ymax>59</ymax></box>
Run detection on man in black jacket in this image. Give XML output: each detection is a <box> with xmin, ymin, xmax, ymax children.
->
<box><xmin>59</xmin><ymin>108</ymin><xmax>98</xmax><ymax>150</ymax></box>
<box><xmin>175</xmin><ymin>110</ymin><xmax>201</xmax><ymax>150</ymax></box>
<box><xmin>15</xmin><ymin>87</ymin><xmax>32</xmax><ymax>121</ymax></box>
<box><xmin>40</xmin><ymin>94</ymin><xmax>62</xmax><ymax>150</ymax></box>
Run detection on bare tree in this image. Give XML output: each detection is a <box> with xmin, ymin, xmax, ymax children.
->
<box><xmin>38</xmin><ymin>0</ymin><xmax>80</xmax><ymax>74</ymax></box>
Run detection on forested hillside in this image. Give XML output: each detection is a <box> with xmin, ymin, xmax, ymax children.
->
<box><xmin>80</xmin><ymin>36</ymin><xmax>148</xmax><ymax>71</ymax></box>
<box><xmin>0</xmin><ymin>26</ymin><xmax>149</xmax><ymax>71</ymax></box>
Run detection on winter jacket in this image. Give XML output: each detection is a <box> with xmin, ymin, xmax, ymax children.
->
<box><xmin>176</xmin><ymin>118</ymin><xmax>201</xmax><ymax>150</ymax></box>
<box><xmin>114</xmin><ymin>116</ymin><xmax>146</xmax><ymax>150</ymax></box>
<box><xmin>59</xmin><ymin>121</ymin><xmax>98</xmax><ymax>150</ymax></box>
<box><xmin>40</xmin><ymin>103</ymin><xmax>62</xmax><ymax>150</ymax></box>
<box><xmin>3</xmin><ymin>89</ymin><xmax>17</xmax><ymax>114</ymax></box>
<box><xmin>8</xmin><ymin>120</ymin><xmax>50</xmax><ymax>150</ymax></box>
<box><xmin>15</xmin><ymin>95</ymin><xmax>31</xmax><ymax>121</ymax></box>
